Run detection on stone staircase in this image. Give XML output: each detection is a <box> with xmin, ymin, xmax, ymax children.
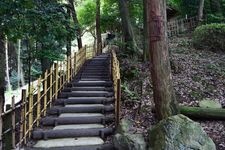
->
<box><xmin>27</xmin><ymin>54</ymin><xmax>115</xmax><ymax>150</ymax></box>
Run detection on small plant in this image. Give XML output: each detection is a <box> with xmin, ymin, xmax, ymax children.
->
<box><xmin>193</xmin><ymin>23</ymin><xmax>225</xmax><ymax>52</ymax></box>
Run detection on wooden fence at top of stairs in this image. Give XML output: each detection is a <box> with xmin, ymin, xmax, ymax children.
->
<box><xmin>0</xmin><ymin>45</ymin><xmax>121</xmax><ymax>150</ymax></box>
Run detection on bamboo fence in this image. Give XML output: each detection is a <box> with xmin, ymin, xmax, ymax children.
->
<box><xmin>0</xmin><ymin>45</ymin><xmax>96</xmax><ymax>149</ymax></box>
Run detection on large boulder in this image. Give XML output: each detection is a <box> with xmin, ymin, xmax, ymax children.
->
<box><xmin>148</xmin><ymin>114</ymin><xmax>216</xmax><ymax>150</ymax></box>
<box><xmin>113</xmin><ymin>119</ymin><xmax>147</xmax><ymax>150</ymax></box>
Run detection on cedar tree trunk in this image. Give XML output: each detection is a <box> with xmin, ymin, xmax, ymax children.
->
<box><xmin>148</xmin><ymin>0</ymin><xmax>178</xmax><ymax>120</ymax></box>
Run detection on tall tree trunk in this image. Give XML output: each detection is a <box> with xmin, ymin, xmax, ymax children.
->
<box><xmin>66</xmin><ymin>7</ymin><xmax>72</xmax><ymax>57</ymax></box>
<box><xmin>68</xmin><ymin>0</ymin><xmax>83</xmax><ymax>50</ymax></box>
<box><xmin>143</xmin><ymin>0</ymin><xmax>149</xmax><ymax>62</ymax></box>
<box><xmin>5</xmin><ymin>36</ymin><xmax>12</xmax><ymax>92</ymax></box>
<box><xmin>148</xmin><ymin>0</ymin><xmax>178</xmax><ymax>120</ymax></box>
<box><xmin>96</xmin><ymin>0</ymin><xmax>102</xmax><ymax>55</ymax></box>
<box><xmin>118</xmin><ymin>0</ymin><xmax>141</xmax><ymax>55</ymax></box>
<box><xmin>198</xmin><ymin>0</ymin><xmax>205</xmax><ymax>22</ymax></box>
<box><xmin>0</xmin><ymin>33</ymin><xmax>5</xmax><ymax>149</ymax></box>
<box><xmin>17</xmin><ymin>39</ymin><xmax>21</xmax><ymax>88</ymax></box>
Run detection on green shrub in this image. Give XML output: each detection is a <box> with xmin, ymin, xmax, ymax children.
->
<box><xmin>193</xmin><ymin>23</ymin><xmax>225</xmax><ymax>52</ymax></box>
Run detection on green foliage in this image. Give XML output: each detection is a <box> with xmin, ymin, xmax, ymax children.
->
<box><xmin>193</xmin><ymin>23</ymin><xmax>225</xmax><ymax>52</ymax></box>
<box><xmin>77</xmin><ymin>0</ymin><xmax>96</xmax><ymax>28</ymax></box>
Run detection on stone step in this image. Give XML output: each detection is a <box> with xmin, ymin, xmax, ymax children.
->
<box><xmin>33</xmin><ymin>137</ymin><xmax>104</xmax><ymax>148</ymax></box>
<box><xmin>72</xmin><ymin>81</ymin><xmax>112</xmax><ymax>87</ymax></box>
<box><xmin>59</xmin><ymin>91</ymin><xmax>113</xmax><ymax>98</ymax></box>
<box><xmin>53</xmin><ymin>124</ymin><xmax>104</xmax><ymax>130</ymax></box>
<box><xmin>54</xmin><ymin>97</ymin><xmax>114</xmax><ymax>105</ymax></box>
<box><xmin>40</xmin><ymin>115</ymin><xmax>114</xmax><ymax>126</ymax></box>
<box><xmin>32</xmin><ymin>128</ymin><xmax>114</xmax><ymax>140</ymax></box>
<box><xmin>62</xmin><ymin>87</ymin><xmax>113</xmax><ymax>92</ymax></box>
<box><xmin>47</xmin><ymin>104</ymin><xmax>114</xmax><ymax>115</ymax></box>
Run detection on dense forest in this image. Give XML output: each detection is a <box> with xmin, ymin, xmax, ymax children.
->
<box><xmin>0</xmin><ymin>0</ymin><xmax>225</xmax><ymax>149</ymax></box>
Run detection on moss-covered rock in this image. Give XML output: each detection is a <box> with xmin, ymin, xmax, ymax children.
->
<box><xmin>148</xmin><ymin>114</ymin><xmax>216</xmax><ymax>150</ymax></box>
<box><xmin>114</xmin><ymin>133</ymin><xmax>146</xmax><ymax>150</ymax></box>
<box><xmin>199</xmin><ymin>99</ymin><xmax>222</xmax><ymax>109</ymax></box>
<box><xmin>113</xmin><ymin>119</ymin><xmax>147</xmax><ymax>150</ymax></box>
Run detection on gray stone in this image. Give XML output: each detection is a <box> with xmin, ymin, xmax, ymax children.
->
<box><xmin>148</xmin><ymin>114</ymin><xmax>216</xmax><ymax>150</ymax></box>
<box><xmin>113</xmin><ymin>133</ymin><xmax>146</xmax><ymax>150</ymax></box>
<box><xmin>199</xmin><ymin>98</ymin><xmax>222</xmax><ymax>109</ymax></box>
<box><xmin>113</xmin><ymin>119</ymin><xmax>147</xmax><ymax>150</ymax></box>
<box><xmin>59</xmin><ymin>113</ymin><xmax>104</xmax><ymax>118</ymax></box>
<box><xmin>117</xmin><ymin>119</ymin><xmax>132</xmax><ymax>133</ymax></box>
<box><xmin>34</xmin><ymin>137</ymin><xmax>104</xmax><ymax>148</ymax></box>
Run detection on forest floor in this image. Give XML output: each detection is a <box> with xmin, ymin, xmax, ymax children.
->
<box><xmin>120</xmin><ymin>35</ymin><xmax>225</xmax><ymax>149</ymax></box>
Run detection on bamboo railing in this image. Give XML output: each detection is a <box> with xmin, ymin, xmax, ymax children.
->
<box><xmin>167</xmin><ymin>16</ymin><xmax>198</xmax><ymax>37</ymax></box>
<box><xmin>0</xmin><ymin>45</ymin><xmax>96</xmax><ymax>149</ymax></box>
<box><xmin>111</xmin><ymin>49</ymin><xmax>121</xmax><ymax>126</ymax></box>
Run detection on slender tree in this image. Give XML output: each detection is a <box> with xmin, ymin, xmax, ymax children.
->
<box><xmin>0</xmin><ymin>33</ymin><xmax>5</xmax><ymax>149</ymax></box>
<box><xmin>68</xmin><ymin>0</ymin><xmax>83</xmax><ymax>50</ymax></box>
<box><xmin>198</xmin><ymin>0</ymin><xmax>205</xmax><ymax>22</ymax></box>
<box><xmin>148</xmin><ymin>0</ymin><xmax>178</xmax><ymax>120</ymax></box>
<box><xmin>143</xmin><ymin>0</ymin><xmax>149</xmax><ymax>62</ymax></box>
<box><xmin>5</xmin><ymin>37</ymin><xmax>12</xmax><ymax>92</ymax></box>
<box><xmin>96</xmin><ymin>0</ymin><xmax>102</xmax><ymax>55</ymax></box>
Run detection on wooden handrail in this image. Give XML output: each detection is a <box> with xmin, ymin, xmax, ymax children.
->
<box><xmin>111</xmin><ymin>49</ymin><xmax>121</xmax><ymax>126</ymax></box>
<box><xmin>0</xmin><ymin>44</ymin><xmax>96</xmax><ymax>149</ymax></box>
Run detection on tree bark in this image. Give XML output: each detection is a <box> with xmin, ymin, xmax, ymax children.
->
<box><xmin>148</xmin><ymin>0</ymin><xmax>178</xmax><ymax>120</ymax></box>
<box><xmin>118</xmin><ymin>0</ymin><xmax>134</xmax><ymax>52</ymax></box>
<box><xmin>5</xmin><ymin>36</ymin><xmax>12</xmax><ymax>92</ymax></box>
<box><xmin>180</xmin><ymin>106</ymin><xmax>225</xmax><ymax>120</ymax></box>
<box><xmin>96</xmin><ymin>0</ymin><xmax>102</xmax><ymax>55</ymax></box>
<box><xmin>143</xmin><ymin>0</ymin><xmax>149</xmax><ymax>62</ymax></box>
<box><xmin>198</xmin><ymin>0</ymin><xmax>205</xmax><ymax>22</ymax></box>
<box><xmin>68</xmin><ymin>0</ymin><xmax>83</xmax><ymax>50</ymax></box>
<box><xmin>0</xmin><ymin>33</ymin><xmax>5</xmax><ymax>149</ymax></box>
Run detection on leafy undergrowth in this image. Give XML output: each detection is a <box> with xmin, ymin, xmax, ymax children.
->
<box><xmin>119</xmin><ymin>35</ymin><xmax>225</xmax><ymax>149</ymax></box>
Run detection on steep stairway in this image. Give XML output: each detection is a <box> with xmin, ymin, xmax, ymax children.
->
<box><xmin>29</xmin><ymin>54</ymin><xmax>115</xmax><ymax>150</ymax></box>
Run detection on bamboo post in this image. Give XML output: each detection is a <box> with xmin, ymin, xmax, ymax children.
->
<box><xmin>11</xmin><ymin>96</ymin><xmax>16</xmax><ymax>149</ymax></box>
<box><xmin>74</xmin><ymin>52</ymin><xmax>77</xmax><ymax>75</ymax></box>
<box><xmin>55</xmin><ymin>63</ymin><xmax>59</xmax><ymax>99</ymax></box>
<box><xmin>28</xmin><ymin>83</ymin><xmax>33</xmax><ymax>138</ymax></box>
<box><xmin>50</xmin><ymin>66</ymin><xmax>53</xmax><ymax>108</ymax></box>
<box><xmin>67</xmin><ymin>56</ymin><xmax>70</xmax><ymax>82</ymax></box>
<box><xmin>43</xmin><ymin>71</ymin><xmax>47</xmax><ymax>116</ymax></box>
<box><xmin>84</xmin><ymin>45</ymin><xmax>87</xmax><ymax>61</ymax></box>
<box><xmin>116</xmin><ymin>79</ymin><xmax>121</xmax><ymax>126</ymax></box>
<box><xmin>23</xmin><ymin>90</ymin><xmax>27</xmax><ymax>144</ymax></box>
<box><xmin>20</xmin><ymin>90</ymin><xmax>26</xmax><ymax>145</ymax></box>
<box><xmin>59</xmin><ymin>62</ymin><xmax>62</xmax><ymax>92</ymax></box>
<box><xmin>36</xmin><ymin>77</ymin><xmax>41</xmax><ymax>126</ymax></box>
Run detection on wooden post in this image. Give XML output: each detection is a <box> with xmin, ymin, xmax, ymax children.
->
<box><xmin>43</xmin><ymin>71</ymin><xmax>47</xmax><ymax>116</ymax></box>
<box><xmin>116</xmin><ymin>79</ymin><xmax>121</xmax><ymax>126</ymax></box>
<box><xmin>55</xmin><ymin>63</ymin><xmax>59</xmax><ymax>99</ymax></box>
<box><xmin>50</xmin><ymin>66</ymin><xmax>53</xmax><ymax>108</ymax></box>
<box><xmin>74</xmin><ymin>52</ymin><xmax>77</xmax><ymax>75</ymax></box>
<box><xmin>28</xmin><ymin>83</ymin><xmax>33</xmax><ymax>138</ymax></box>
<box><xmin>36</xmin><ymin>77</ymin><xmax>41</xmax><ymax>126</ymax></box>
<box><xmin>59</xmin><ymin>62</ymin><xmax>62</xmax><ymax>91</ymax></box>
<box><xmin>67</xmin><ymin>56</ymin><xmax>70</xmax><ymax>82</ymax></box>
<box><xmin>11</xmin><ymin>96</ymin><xmax>16</xmax><ymax>149</ymax></box>
<box><xmin>20</xmin><ymin>90</ymin><xmax>26</xmax><ymax>145</ymax></box>
<box><xmin>84</xmin><ymin>45</ymin><xmax>87</xmax><ymax>61</ymax></box>
<box><xmin>23</xmin><ymin>90</ymin><xmax>27</xmax><ymax>144</ymax></box>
